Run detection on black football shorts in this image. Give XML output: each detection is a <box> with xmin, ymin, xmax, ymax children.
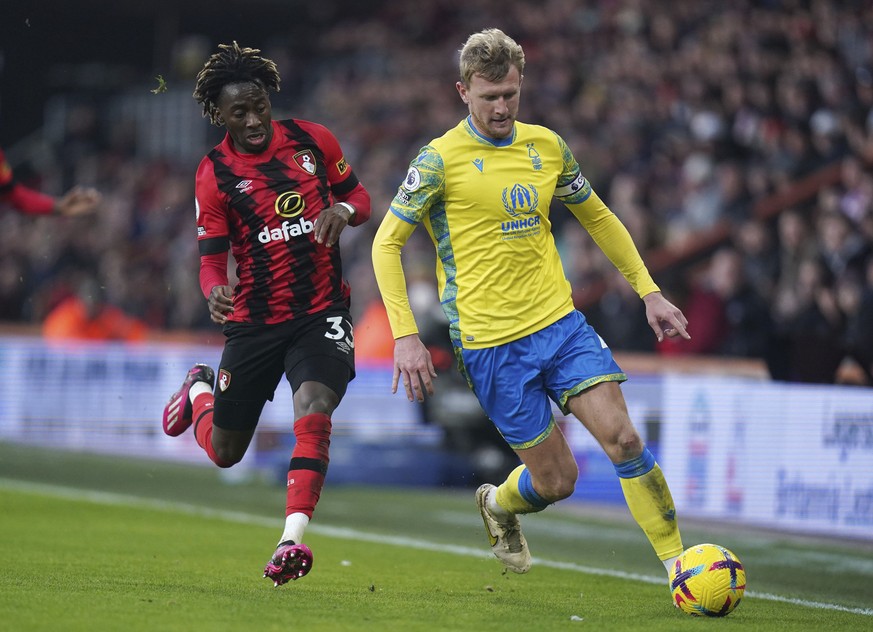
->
<box><xmin>212</xmin><ymin>307</ymin><xmax>355</xmax><ymax>431</ymax></box>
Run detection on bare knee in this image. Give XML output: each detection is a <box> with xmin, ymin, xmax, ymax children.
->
<box><xmin>590</xmin><ymin>407</ymin><xmax>644</xmax><ymax>463</ymax></box>
<box><xmin>605</xmin><ymin>429</ymin><xmax>643</xmax><ymax>464</ymax></box>
<box><xmin>213</xmin><ymin>443</ymin><xmax>244</xmax><ymax>468</ymax></box>
<box><xmin>567</xmin><ymin>381</ymin><xmax>644</xmax><ymax>463</ymax></box>
<box><xmin>295</xmin><ymin>397</ymin><xmax>335</xmax><ymax>417</ymax></box>
<box><xmin>293</xmin><ymin>382</ymin><xmax>339</xmax><ymax>418</ymax></box>
<box><xmin>533</xmin><ymin>462</ymin><xmax>578</xmax><ymax>502</ymax></box>
<box><xmin>210</xmin><ymin>427</ymin><xmax>252</xmax><ymax>468</ymax></box>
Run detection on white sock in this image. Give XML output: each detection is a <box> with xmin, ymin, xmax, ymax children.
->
<box><xmin>188</xmin><ymin>381</ymin><xmax>212</xmax><ymax>403</ymax></box>
<box><xmin>281</xmin><ymin>512</ymin><xmax>310</xmax><ymax>545</ymax></box>
<box><xmin>486</xmin><ymin>488</ymin><xmax>511</xmax><ymax>520</ymax></box>
<box><xmin>662</xmin><ymin>555</ymin><xmax>679</xmax><ymax>574</ymax></box>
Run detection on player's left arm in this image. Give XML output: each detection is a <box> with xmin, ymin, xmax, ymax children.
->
<box><xmin>312</xmin><ymin>126</ymin><xmax>371</xmax><ymax>247</ymax></box>
<box><xmin>554</xmin><ymin>133</ymin><xmax>689</xmax><ymax>340</ymax></box>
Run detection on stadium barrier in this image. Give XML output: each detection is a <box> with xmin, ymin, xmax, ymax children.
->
<box><xmin>0</xmin><ymin>333</ymin><xmax>870</xmax><ymax>540</ymax></box>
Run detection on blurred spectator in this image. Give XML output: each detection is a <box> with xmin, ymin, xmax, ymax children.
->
<box><xmin>669</xmin><ymin>152</ymin><xmax>722</xmax><ymax>243</ymax></box>
<box><xmin>714</xmin><ymin>161</ymin><xmax>754</xmax><ymax>225</ymax></box>
<box><xmin>816</xmin><ymin>210</ymin><xmax>869</xmax><ymax>279</ymax></box>
<box><xmin>586</xmin><ymin>268</ymin><xmax>656</xmax><ymax>353</ymax></box>
<box><xmin>839</xmin><ymin>257</ymin><xmax>873</xmax><ymax>383</ymax></box>
<box><xmin>733</xmin><ymin>218</ymin><xmax>779</xmax><ymax>299</ymax></box>
<box><xmin>1</xmin><ymin>0</ymin><xmax>872</xmax><ymax>386</ymax></box>
<box><xmin>42</xmin><ymin>274</ymin><xmax>148</xmax><ymax>342</ymax></box>
<box><xmin>768</xmin><ymin>256</ymin><xmax>844</xmax><ymax>383</ymax></box>
<box><xmin>660</xmin><ymin>247</ymin><xmax>772</xmax><ymax>358</ymax></box>
<box><xmin>773</xmin><ymin>208</ymin><xmax>820</xmax><ymax>300</ymax></box>
<box><xmin>837</xmin><ymin>155</ymin><xmax>873</xmax><ymax>225</ymax></box>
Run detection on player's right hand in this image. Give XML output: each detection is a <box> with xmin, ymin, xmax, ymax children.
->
<box><xmin>55</xmin><ymin>186</ymin><xmax>102</xmax><ymax>216</ymax></box>
<box><xmin>207</xmin><ymin>285</ymin><xmax>234</xmax><ymax>324</ymax></box>
<box><xmin>393</xmin><ymin>334</ymin><xmax>437</xmax><ymax>402</ymax></box>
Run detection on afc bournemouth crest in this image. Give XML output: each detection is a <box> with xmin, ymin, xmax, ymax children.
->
<box><xmin>218</xmin><ymin>369</ymin><xmax>232</xmax><ymax>392</ymax></box>
<box><xmin>293</xmin><ymin>150</ymin><xmax>317</xmax><ymax>175</ymax></box>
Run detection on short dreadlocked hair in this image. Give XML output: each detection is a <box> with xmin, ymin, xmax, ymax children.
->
<box><xmin>192</xmin><ymin>41</ymin><xmax>281</xmax><ymax>125</ymax></box>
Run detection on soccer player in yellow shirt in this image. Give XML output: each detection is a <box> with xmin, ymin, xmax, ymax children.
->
<box><xmin>372</xmin><ymin>28</ymin><xmax>691</xmax><ymax>578</ymax></box>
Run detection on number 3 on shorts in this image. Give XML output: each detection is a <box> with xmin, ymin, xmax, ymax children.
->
<box><xmin>324</xmin><ymin>315</ymin><xmax>354</xmax><ymax>347</ymax></box>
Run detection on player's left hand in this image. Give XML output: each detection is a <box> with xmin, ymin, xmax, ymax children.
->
<box><xmin>314</xmin><ymin>203</ymin><xmax>354</xmax><ymax>248</ymax></box>
<box><xmin>643</xmin><ymin>291</ymin><xmax>691</xmax><ymax>342</ymax></box>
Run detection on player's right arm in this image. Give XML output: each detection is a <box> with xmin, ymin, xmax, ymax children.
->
<box><xmin>372</xmin><ymin>146</ymin><xmax>444</xmax><ymax>401</ymax></box>
<box><xmin>373</xmin><ymin>212</ymin><xmax>435</xmax><ymax>401</ymax></box>
<box><xmin>195</xmin><ymin>158</ymin><xmax>234</xmax><ymax>324</ymax></box>
<box><xmin>0</xmin><ymin>147</ymin><xmax>54</xmax><ymax>214</ymax></box>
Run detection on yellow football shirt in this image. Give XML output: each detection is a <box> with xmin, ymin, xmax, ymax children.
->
<box><xmin>372</xmin><ymin>117</ymin><xmax>659</xmax><ymax>349</ymax></box>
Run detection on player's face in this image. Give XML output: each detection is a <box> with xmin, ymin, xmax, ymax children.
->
<box><xmin>215</xmin><ymin>82</ymin><xmax>274</xmax><ymax>154</ymax></box>
<box><xmin>456</xmin><ymin>65</ymin><xmax>522</xmax><ymax>140</ymax></box>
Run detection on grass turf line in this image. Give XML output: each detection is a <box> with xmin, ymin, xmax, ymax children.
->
<box><xmin>1</xmin><ymin>443</ymin><xmax>872</xmax><ymax>631</ymax></box>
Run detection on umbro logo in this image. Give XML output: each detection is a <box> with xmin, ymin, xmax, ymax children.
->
<box><xmin>336</xmin><ymin>337</ymin><xmax>353</xmax><ymax>354</ymax></box>
<box><xmin>236</xmin><ymin>180</ymin><xmax>253</xmax><ymax>193</ymax></box>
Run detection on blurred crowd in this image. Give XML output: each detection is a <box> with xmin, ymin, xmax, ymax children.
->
<box><xmin>1</xmin><ymin>0</ymin><xmax>872</xmax><ymax>384</ymax></box>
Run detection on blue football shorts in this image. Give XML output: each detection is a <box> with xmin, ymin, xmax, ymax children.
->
<box><xmin>456</xmin><ymin>310</ymin><xmax>627</xmax><ymax>450</ymax></box>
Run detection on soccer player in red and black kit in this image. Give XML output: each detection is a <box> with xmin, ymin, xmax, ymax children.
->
<box><xmin>0</xmin><ymin>146</ymin><xmax>101</xmax><ymax>216</ymax></box>
<box><xmin>161</xmin><ymin>42</ymin><xmax>371</xmax><ymax>586</ymax></box>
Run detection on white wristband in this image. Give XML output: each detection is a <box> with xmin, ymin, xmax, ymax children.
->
<box><xmin>337</xmin><ymin>201</ymin><xmax>355</xmax><ymax>217</ymax></box>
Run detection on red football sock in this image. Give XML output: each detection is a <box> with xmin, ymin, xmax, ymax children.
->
<box><xmin>286</xmin><ymin>413</ymin><xmax>332</xmax><ymax>518</ymax></box>
<box><xmin>192</xmin><ymin>393</ymin><xmax>232</xmax><ymax>468</ymax></box>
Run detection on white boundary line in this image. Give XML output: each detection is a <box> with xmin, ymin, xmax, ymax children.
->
<box><xmin>2</xmin><ymin>478</ymin><xmax>872</xmax><ymax>617</ymax></box>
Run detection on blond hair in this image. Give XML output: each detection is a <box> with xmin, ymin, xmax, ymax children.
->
<box><xmin>458</xmin><ymin>28</ymin><xmax>525</xmax><ymax>86</ymax></box>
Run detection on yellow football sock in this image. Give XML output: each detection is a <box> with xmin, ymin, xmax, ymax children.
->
<box><xmin>619</xmin><ymin>463</ymin><xmax>683</xmax><ymax>560</ymax></box>
<box><xmin>494</xmin><ymin>465</ymin><xmax>547</xmax><ymax>515</ymax></box>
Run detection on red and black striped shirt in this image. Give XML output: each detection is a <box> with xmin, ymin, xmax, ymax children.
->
<box><xmin>195</xmin><ymin>119</ymin><xmax>370</xmax><ymax>324</ymax></box>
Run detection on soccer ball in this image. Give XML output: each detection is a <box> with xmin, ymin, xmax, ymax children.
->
<box><xmin>669</xmin><ymin>543</ymin><xmax>746</xmax><ymax>616</ymax></box>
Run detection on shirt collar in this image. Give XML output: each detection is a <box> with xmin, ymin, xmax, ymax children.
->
<box><xmin>465</xmin><ymin>116</ymin><xmax>515</xmax><ymax>147</ymax></box>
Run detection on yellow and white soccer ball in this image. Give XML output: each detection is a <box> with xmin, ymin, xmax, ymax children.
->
<box><xmin>669</xmin><ymin>543</ymin><xmax>746</xmax><ymax>616</ymax></box>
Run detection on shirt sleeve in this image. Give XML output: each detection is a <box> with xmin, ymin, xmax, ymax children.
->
<box><xmin>0</xmin><ymin>147</ymin><xmax>55</xmax><ymax>215</ymax></box>
<box><xmin>336</xmin><ymin>183</ymin><xmax>371</xmax><ymax>227</ymax></box>
<box><xmin>194</xmin><ymin>157</ymin><xmax>231</xmax><ymax>256</ymax></box>
<box><xmin>2</xmin><ymin>184</ymin><xmax>55</xmax><ymax>215</ymax></box>
<box><xmin>199</xmin><ymin>251</ymin><xmax>229</xmax><ymax>298</ymax></box>
<box><xmin>371</xmin><ymin>145</ymin><xmax>445</xmax><ymax>338</ymax></box>
<box><xmin>309</xmin><ymin>122</ymin><xmax>372</xmax><ymax>227</ymax></box>
<box><xmin>372</xmin><ymin>212</ymin><xmax>419</xmax><ymax>338</ymax></box>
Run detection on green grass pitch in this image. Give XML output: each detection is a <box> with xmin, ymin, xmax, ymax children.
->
<box><xmin>1</xmin><ymin>443</ymin><xmax>871</xmax><ymax>631</ymax></box>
